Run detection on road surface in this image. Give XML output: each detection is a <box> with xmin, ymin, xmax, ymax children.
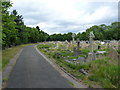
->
<box><xmin>7</xmin><ymin>45</ymin><xmax>72</xmax><ymax>88</ymax></box>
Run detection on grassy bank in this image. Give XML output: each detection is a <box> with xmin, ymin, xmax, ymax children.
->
<box><xmin>2</xmin><ymin>44</ymin><xmax>34</xmax><ymax>70</ymax></box>
<box><xmin>37</xmin><ymin>44</ymin><xmax>119</xmax><ymax>88</ymax></box>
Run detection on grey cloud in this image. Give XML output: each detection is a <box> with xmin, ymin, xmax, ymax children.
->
<box><xmin>11</xmin><ymin>0</ymin><xmax>118</xmax><ymax>34</ymax></box>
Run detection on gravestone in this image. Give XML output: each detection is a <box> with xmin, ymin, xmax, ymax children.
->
<box><xmin>87</xmin><ymin>31</ymin><xmax>96</xmax><ymax>61</ymax></box>
<box><xmin>98</xmin><ymin>45</ymin><xmax>101</xmax><ymax>49</ymax></box>
<box><xmin>89</xmin><ymin>31</ymin><xmax>95</xmax><ymax>53</ymax></box>
<box><xmin>65</xmin><ymin>40</ymin><xmax>69</xmax><ymax>50</ymax></box>
<box><xmin>77</xmin><ymin>38</ymin><xmax>80</xmax><ymax>48</ymax></box>
<box><xmin>77</xmin><ymin>57</ymin><xmax>85</xmax><ymax>63</ymax></box>
<box><xmin>72</xmin><ymin>33</ymin><xmax>76</xmax><ymax>50</ymax></box>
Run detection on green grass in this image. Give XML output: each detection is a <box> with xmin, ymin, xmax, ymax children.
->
<box><xmin>86</xmin><ymin>58</ymin><xmax>118</xmax><ymax>88</ymax></box>
<box><xmin>37</xmin><ymin>43</ymin><xmax>119</xmax><ymax>88</ymax></box>
<box><xmin>37</xmin><ymin>44</ymin><xmax>51</xmax><ymax>49</ymax></box>
<box><xmin>117</xmin><ymin>50</ymin><xmax>120</xmax><ymax>54</ymax></box>
<box><xmin>2</xmin><ymin>44</ymin><xmax>33</xmax><ymax>69</ymax></box>
<box><xmin>67</xmin><ymin>80</ymin><xmax>75</xmax><ymax>87</ymax></box>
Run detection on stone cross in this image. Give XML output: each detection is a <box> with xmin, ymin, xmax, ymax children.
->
<box><xmin>89</xmin><ymin>31</ymin><xmax>95</xmax><ymax>53</ymax></box>
<box><xmin>72</xmin><ymin>33</ymin><xmax>75</xmax><ymax>45</ymax></box>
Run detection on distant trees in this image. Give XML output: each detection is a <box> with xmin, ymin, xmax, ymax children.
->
<box><xmin>48</xmin><ymin>22</ymin><xmax>120</xmax><ymax>41</ymax></box>
<box><xmin>48</xmin><ymin>32</ymin><xmax>73</xmax><ymax>41</ymax></box>
<box><xmin>84</xmin><ymin>22</ymin><xmax>120</xmax><ymax>40</ymax></box>
<box><xmin>2</xmin><ymin>1</ymin><xmax>120</xmax><ymax>49</ymax></box>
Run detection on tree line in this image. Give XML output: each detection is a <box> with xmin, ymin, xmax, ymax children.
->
<box><xmin>2</xmin><ymin>2</ymin><xmax>49</xmax><ymax>49</ymax></box>
<box><xmin>1</xmin><ymin>1</ymin><xmax>120</xmax><ymax>49</ymax></box>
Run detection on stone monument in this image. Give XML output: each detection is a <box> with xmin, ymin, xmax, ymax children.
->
<box><xmin>72</xmin><ymin>33</ymin><xmax>76</xmax><ymax>51</ymax></box>
<box><xmin>87</xmin><ymin>31</ymin><xmax>96</xmax><ymax>61</ymax></box>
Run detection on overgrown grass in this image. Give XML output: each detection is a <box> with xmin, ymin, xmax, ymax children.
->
<box><xmin>86</xmin><ymin>58</ymin><xmax>118</xmax><ymax>88</ymax></box>
<box><xmin>37</xmin><ymin>44</ymin><xmax>51</xmax><ymax>49</ymax></box>
<box><xmin>37</xmin><ymin>44</ymin><xmax>119</xmax><ymax>88</ymax></box>
<box><xmin>2</xmin><ymin>44</ymin><xmax>33</xmax><ymax>69</ymax></box>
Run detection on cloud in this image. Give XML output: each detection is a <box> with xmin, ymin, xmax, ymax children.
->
<box><xmin>10</xmin><ymin>0</ymin><xmax>118</xmax><ymax>34</ymax></box>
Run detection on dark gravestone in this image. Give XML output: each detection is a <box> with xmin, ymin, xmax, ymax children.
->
<box><xmin>98</xmin><ymin>45</ymin><xmax>101</xmax><ymax>49</ymax></box>
<box><xmin>77</xmin><ymin>38</ymin><xmax>80</xmax><ymax>48</ymax></box>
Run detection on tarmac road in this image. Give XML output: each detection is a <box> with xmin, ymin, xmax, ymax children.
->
<box><xmin>7</xmin><ymin>45</ymin><xmax>72</xmax><ymax>88</ymax></box>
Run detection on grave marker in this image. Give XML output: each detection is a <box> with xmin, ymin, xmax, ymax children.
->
<box><xmin>87</xmin><ymin>31</ymin><xmax>96</xmax><ymax>61</ymax></box>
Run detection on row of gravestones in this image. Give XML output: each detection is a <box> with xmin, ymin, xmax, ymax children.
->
<box><xmin>48</xmin><ymin>32</ymin><xmax>119</xmax><ymax>63</ymax></box>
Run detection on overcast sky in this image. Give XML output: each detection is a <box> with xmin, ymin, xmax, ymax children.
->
<box><xmin>10</xmin><ymin>0</ymin><xmax>118</xmax><ymax>34</ymax></box>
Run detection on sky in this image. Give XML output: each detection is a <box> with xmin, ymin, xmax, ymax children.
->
<box><xmin>10</xmin><ymin>0</ymin><xmax>119</xmax><ymax>34</ymax></box>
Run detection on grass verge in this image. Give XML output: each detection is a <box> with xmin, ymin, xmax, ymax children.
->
<box><xmin>2</xmin><ymin>44</ymin><xmax>34</xmax><ymax>70</ymax></box>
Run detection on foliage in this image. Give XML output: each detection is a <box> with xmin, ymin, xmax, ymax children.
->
<box><xmin>48</xmin><ymin>22</ymin><xmax>120</xmax><ymax>41</ymax></box>
<box><xmin>2</xmin><ymin>2</ymin><xmax>49</xmax><ymax>49</ymax></box>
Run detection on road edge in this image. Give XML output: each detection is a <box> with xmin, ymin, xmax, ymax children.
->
<box><xmin>2</xmin><ymin>48</ymin><xmax>24</xmax><ymax>88</ymax></box>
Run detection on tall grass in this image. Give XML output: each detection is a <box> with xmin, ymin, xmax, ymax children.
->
<box><xmin>86</xmin><ymin>58</ymin><xmax>118</xmax><ymax>88</ymax></box>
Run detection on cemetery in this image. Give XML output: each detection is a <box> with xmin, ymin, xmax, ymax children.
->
<box><xmin>37</xmin><ymin>32</ymin><xmax>119</xmax><ymax>88</ymax></box>
<box><xmin>2</xmin><ymin>1</ymin><xmax>119</xmax><ymax>88</ymax></box>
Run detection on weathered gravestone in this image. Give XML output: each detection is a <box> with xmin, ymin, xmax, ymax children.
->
<box><xmin>65</xmin><ymin>40</ymin><xmax>69</xmax><ymax>50</ymax></box>
<box><xmin>77</xmin><ymin>57</ymin><xmax>85</xmax><ymax>63</ymax></box>
<box><xmin>72</xmin><ymin>33</ymin><xmax>76</xmax><ymax>50</ymax></box>
<box><xmin>73</xmin><ymin>39</ymin><xmax>82</xmax><ymax>56</ymax></box>
<box><xmin>87</xmin><ymin>31</ymin><xmax>96</xmax><ymax>61</ymax></box>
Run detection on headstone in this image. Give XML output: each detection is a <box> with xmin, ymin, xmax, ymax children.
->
<box><xmin>65</xmin><ymin>40</ymin><xmax>69</xmax><ymax>50</ymax></box>
<box><xmin>98</xmin><ymin>45</ymin><xmax>101</xmax><ymax>49</ymax></box>
<box><xmin>72</xmin><ymin>33</ymin><xmax>76</xmax><ymax>49</ymax></box>
<box><xmin>87</xmin><ymin>31</ymin><xmax>96</xmax><ymax>61</ymax></box>
<box><xmin>76</xmin><ymin>38</ymin><xmax>80</xmax><ymax>48</ymax></box>
<box><xmin>89</xmin><ymin>31</ymin><xmax>95</xmax><ymax>53</ymax></box>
